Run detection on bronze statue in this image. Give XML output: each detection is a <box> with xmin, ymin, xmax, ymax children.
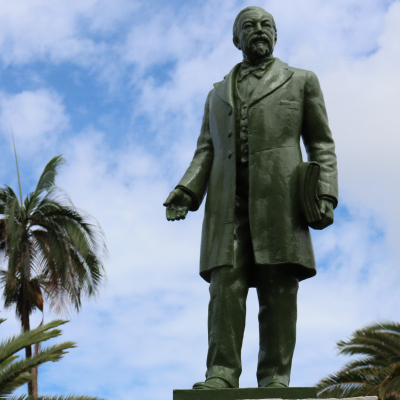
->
<box><xmin>164</xmin><ymin>6</ymin><xmax>338</xmax><ymax>390</ymax></box>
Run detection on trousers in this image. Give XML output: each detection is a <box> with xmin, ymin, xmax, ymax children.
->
<box><xmin>205</xmin><ymin>163</ymin><xmax>299</xmax><ymax>388</ymax></box>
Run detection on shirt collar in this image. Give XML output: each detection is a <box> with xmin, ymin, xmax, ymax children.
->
<box><xmin>238</xmin><ymin>56</ymin><xmax>275</xmax><ymax>82</ymax></box>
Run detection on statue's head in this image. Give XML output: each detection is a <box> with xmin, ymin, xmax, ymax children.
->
<box><xmin>233</xmin><ymin>6</ymin><xmax>277</xmax><ymax>62</ymax></box>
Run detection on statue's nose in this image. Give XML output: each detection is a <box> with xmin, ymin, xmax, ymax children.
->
<box><xmin>254</xmin><ymin>22</ymin><xmax>263</xmax><ymax>32</ymax></box>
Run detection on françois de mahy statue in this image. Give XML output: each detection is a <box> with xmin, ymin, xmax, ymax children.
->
<box><xmin>164</xmin><ymin>5</ymin><xmax>338</xmax><ymax>391</ymax></box>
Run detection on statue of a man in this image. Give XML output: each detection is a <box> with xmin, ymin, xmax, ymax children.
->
<box><xmin>164</xmin><ymin>6</ymin><xmax>338</xmax><ymax>390</ymax></box>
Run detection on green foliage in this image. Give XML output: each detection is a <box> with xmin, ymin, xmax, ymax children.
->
<box><xmin>0</xmin><ymin>319</ymin><xmax>105</xmax><ymax>400</ymax></box>
<box><xmin>0</xmin><ymin>155</ymin><xmax>108</xmax><ymax>318</ymax></box>
<box><xmin>0</xmin><ymin>319</ymin><xmax>75</xmax><ymax>399</ymax></box>
<box><xmin>9</xmin><ymin>396</ymin><xmax>105</xmax><ymax>400</ymax></box>
<box><xmin>317</xmin><ymin>321</ymin><xmax>400</xmax><ymax>400</ymax></box>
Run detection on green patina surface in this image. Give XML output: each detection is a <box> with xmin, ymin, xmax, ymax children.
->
<box><xmin>165</xmin><ymin>5</ymin><xmax>338</xmax><ymax>390</ymax></box>
<box><xmin>173</xmin><ymin>387</ymin><xmax>317</xmax><ymax>400</ymax></box>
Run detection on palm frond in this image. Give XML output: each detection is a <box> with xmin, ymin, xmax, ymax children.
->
<box><xmin>380</xmin><ymin>364</ymin><xmax>400</xmax><ymax>399</ymax></box>
<box><xmin>24</xmin><ymin>191</ymin><xmax>43</xmax><ymax>219</ymax></box>
<box><xmin>0</xmin><ymin>341</ymin><xmax>75</xmax><ymax>398</ymax></box>
<box><xmin>0</xmin><ymin>355</ymin><xmax>19</xmax><ymax>371</ymax></box>
<box><xmin>1</xmin><ymin>273</ymin><xmax>44</xmax><ymax>318</ymax></box>
<box><xmin>338</xmin><ymin>332</ymin><xmax>400</xmax><ymax>360</ymax></box>
<box><xmin>385</xmin><ymin>377</ymin><xmax>400</xmax><ymax>398</ymax></box>
<box><xmin>27</xmin><ymin>200</ymin><xmax>107</xmax><ymax>312</ymax></box>
<box><xmin>0</xmin><ymin>320</ymin><xmax>67</xmax><ymax>365</ymax></box>
<box><xmin>317</xmin><ymin>367</ymin><xmax>382</xmax><ymax>398</ymax></box>
<box><xmin>10</xmin><ymin>124</ymin><xmax>23</xmax><ymax>206</ymax></box>
<box><xmin>35</xmin><ymin>156</ymin><xmax>65</xmax><ymax>194</ymax></box>
<box><xmin>317</xmin><ymin>321</ymin><xmax>400</xmax><ymax>399</ymax></box>
<box><xmin>0</xmin><ymin>371</ymin><xmax>32</xmax><ymax>399</ymax></box>
<box><xmin>341</xmin><ymin>356</ymin><xmax>387</xmax><ymax>370</ymax></box>
<box><xmin>360</xmin><ymin>321</ymin><xmax>400</xmax><ymax>336</ymax></box>
<box><xmin>9</xmin><ymin>396</ymin><xmax>105</xmax><ymax>400</ymax></box>
<box><xmin>0</xmin><ymin>186</ymin><xmax>18</xmax><ymax>216</ymax></box>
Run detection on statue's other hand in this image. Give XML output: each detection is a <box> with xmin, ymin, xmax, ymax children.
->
<box><xmin>310</xmin><ymin>199</ymin><xmax>334</xmax><ymax>230</ymax></box>
<box><xmin>163</xmin><ymin>188</ymin><xmax>193</xmax><ymax>221</ymax></box>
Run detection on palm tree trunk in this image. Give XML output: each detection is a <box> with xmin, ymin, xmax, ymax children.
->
<box><xmin>21</xmin><ymin>241</ymin><xmax>35</xmax><ymax>397</ymax></box>
<box><xmin>22</xmin><ymin>295</ymin><xmax>34</xmax><ymax>396</ymax></box>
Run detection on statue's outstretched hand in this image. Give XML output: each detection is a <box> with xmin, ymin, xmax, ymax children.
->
<box><xmin>163</xmin><ymin>188</ymin><xmax>193</xmax><ymax>221</ymax></box>
<box><xmin>310</xmin><ymin>199</ymin><xmax>334</xmax><ymax>230</ymax></box>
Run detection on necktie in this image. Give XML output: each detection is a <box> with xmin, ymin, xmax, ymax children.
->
<box><xmin>238</xmin><ymin>58</ymin><xmax>274</xmax><ymax>81</ymax></box>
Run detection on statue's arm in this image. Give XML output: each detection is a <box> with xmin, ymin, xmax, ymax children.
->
<box><xmin>174</xmin><ymin>90</ymin><xmax>214</xmax><ymax>211</ymax></box>
<box><xmin>302</xmin><ymin>71</ymin><xmax>339</xmax><ymax>229</ymax></box>
<box><xmin>164</xmin><ymin>91</ymin><xmax>214</xmax><ymax>220</ymax></box>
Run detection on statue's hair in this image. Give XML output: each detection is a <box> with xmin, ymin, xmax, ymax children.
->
<box><xmin>233</xmin><ymin>6</ymin><xmax>277</xmax><ymax>42</ymax></box>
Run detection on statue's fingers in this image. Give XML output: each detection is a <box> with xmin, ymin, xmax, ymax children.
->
<box><xmin>176</xmin><ymin>209</ymin><xmax>185</xmax><ymax>220</ymax></box>
<box><xmin>180</xmin><ymin>207</ymin><xmax>190</xmax><ymax>218</ymax></box>
<box><xmin>166</xmin><ymin>208</ymin><xmax>177</xmax><ymax>221</ymax></box>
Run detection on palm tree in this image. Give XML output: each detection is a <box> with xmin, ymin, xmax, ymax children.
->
<box><xmin>0</xmin><ymin>318</ymin><xmax>74</xmax><ymax>398</ymax></box>
<box><xmin>0</xmin><ymin>155</ymin><xmax>107</xmax><ymax>396</ymax></box>
<box><xmin>317</xmin><ymin>321</ymin><xmax>400</xmax><ymax>400</ymax></box>
<box><xmin>0</xmin><ymin>318</ymin><xmax>105</xmax><ymax>400</ymax></box>
<box><xmin>9</xmin><ymin>397</ymin><xmax>104</xmax><ymax>400</ymax></box>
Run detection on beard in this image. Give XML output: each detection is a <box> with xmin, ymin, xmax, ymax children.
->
<box><xmin>245</xmin><ymin>34</ymin><xmax>274</xmax><ymax>60</ymax></box>
<box><xmin>250</xmin><ymin>41</ymin><xmax>271</xmax><ymax>58</ymax></box>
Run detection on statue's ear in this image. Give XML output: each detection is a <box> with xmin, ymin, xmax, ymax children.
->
<box><xmin>233</xmin><ymin>36</ymin><xmax>241</xmax><ymax>50</ymax></box>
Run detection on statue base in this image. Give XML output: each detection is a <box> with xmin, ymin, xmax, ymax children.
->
<box><xmin>173</xmin><ymin>387</ymin><xmax>317</xmax><ymax>400</ymax></box>
<box><xmin>174</xmin><ymin>389</ymin><xmax>378</xmax><ymax>400</ymax></box>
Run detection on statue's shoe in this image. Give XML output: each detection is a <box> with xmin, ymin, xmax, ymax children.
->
<box><xmin>192</xmin><ymin>377</ymin><xmax>232</xmax><ymax>390</ymax></box>
<box><xmin>265</xmin><ymin>382</ymin><xmax>288</xmax><ymax>388</ymax></box>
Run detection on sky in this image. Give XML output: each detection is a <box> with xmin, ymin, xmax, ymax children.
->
<box><xmin>0</xmin><ymin>0</ymin><xmax>400</xmax><ymax>399</ymax></box>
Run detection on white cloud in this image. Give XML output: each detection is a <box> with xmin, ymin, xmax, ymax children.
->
<box><xmin>1</xmin><ymin>0</ymin><xmax>400</xmax><ymax>399</ymax></box>
<box><xmin>321</xmin><ymin>1</ymin><xmax>400</xmax><ymax>256</ymax></box>
<box><xmin>0</xmin><ymin>88</ymin><xmax>69</xmax><ymax>155</ymax></box>
<box><xmin>3</xmin><ymin>129</ymin><xmax>394</xmax><ymax>399</ymax></box>
<box><xmin>0</xmin><ymin>0</ymin><xmax>139</xmax><ymax>67</ymax></box>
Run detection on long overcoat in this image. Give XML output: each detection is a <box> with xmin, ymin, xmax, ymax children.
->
<box><xmin>177</xmin><ymin>58</ymin><xmax>338</xmax><ymax>283</ymax></box>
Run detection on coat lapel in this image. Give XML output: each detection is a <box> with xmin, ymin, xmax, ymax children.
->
<box><xmin>249</xmin><ymin>58</ymin><xmax>294</xmax><ymax>106</ymax></box>
<box><xmin>213</xmin><ymin>63</ymin><xmax>241</xmax><ymax>108</ymax></box>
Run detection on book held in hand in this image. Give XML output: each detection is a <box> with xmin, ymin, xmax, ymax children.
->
<box><xmin>298</xmin><ymin>162</ymin><xmax>321</xmax><ymax>225</ymax></box>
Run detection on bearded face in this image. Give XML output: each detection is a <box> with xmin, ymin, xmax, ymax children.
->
<box><xmin>247</xmin><ymin>34</ymin><xmax>273</xmax><ymax>59</ymax></box>
<box><xmin>234</xmin><ymin>9</ymin><xmax>276</xmax><ymax>63</ymax></box>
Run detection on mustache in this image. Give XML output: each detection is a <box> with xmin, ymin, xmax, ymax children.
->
<box><xmin>250</xmin><ymin>34</ymin><xmax>272</xmax><ymax>46</ymax></box>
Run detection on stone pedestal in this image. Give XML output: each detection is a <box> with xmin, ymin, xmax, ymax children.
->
<box><xmin>173</xmin><ymin>387</ymin><xmax>316</xmax><ymax>400</ymax></box>
<box><xmin>173</xmin><ymin>387</ymin><xmax>377</xmax><ymax>400</ymax></box>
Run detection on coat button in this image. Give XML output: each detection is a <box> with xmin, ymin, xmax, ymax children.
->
<box><xmin>227</xmin><ymin>130</ymin><xmax>232</xmax><ymax>137</ymax></box>
<box><xmin>228</xmin><ymin>151</ymin><xmax>232</xmax><ymax>159</ymax></box>
<box><xmin>228</xmin><ymin>109</ymin><xmax>232</xmax><ymax>116</ymax></box>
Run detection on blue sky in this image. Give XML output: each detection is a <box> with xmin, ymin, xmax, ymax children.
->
<box><xmin>1</xmin><ymin>0</ymin><xmax>400</xmax><ymax>399</ymax></box>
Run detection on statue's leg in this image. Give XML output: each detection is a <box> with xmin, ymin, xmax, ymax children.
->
<box><xmin>256</xmin><ymin>265</ymin><xmax>299</xmax><ymax>387</ymax></box>
<box><xmin>204</xmin><ymin>194</ymin><xmax>253</xmax><ymax>389</ymax></box>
